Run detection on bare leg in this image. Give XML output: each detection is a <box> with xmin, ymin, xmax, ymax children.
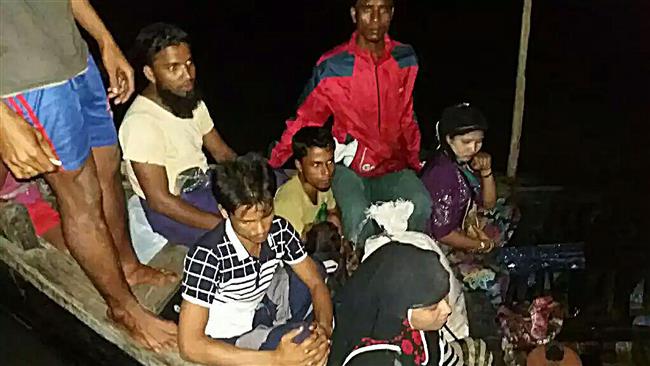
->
<box><xmin>40</xmin><ymin>224</ymin><xmax>68</xmax><ymax>252</ymax></box>
<box><xmin>0</xmin><ymin>162</ymin><xmax>8</xmax><ymax>187</ymax></box>
<box><xmin>45</xmin><ymin>156</ymin><xmax>176</xmax><ymax>352</ymax></box>
<box><xmin>91</xmin><ymin>145</ymin><xmax>177</xmax><ymax>286</ymax></box>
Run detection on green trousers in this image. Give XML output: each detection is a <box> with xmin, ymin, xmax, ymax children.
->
<box><xmin>331</xmin><ymin>165</ymin><xmax>432</xmax><ymax>247</ymax></box>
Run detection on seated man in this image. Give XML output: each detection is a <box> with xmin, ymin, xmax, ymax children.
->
<box><xmin>119</xmin><ymin>23</ymin><xmax>236</xmax><ymax>247</ymax></box>
<box><xmin>178</xmin><ymin>154</ymin><xmax>331</xmax><ymax>366</ymax></box>
<box><xmin>270</xmin><ymin>0</ymin><xmax>431</xmax><ymax>247</ymax></box>
<box><xmin>274</xmin><ymin>127</ymin><xmax>340</xmax><ymax>238</ymax></box>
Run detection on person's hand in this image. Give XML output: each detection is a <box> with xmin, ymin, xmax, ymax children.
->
<box><xmin>274</xmin><ymin>326</ymin><xmax>330</xmax><ymax>366</ymax></box>
<box><xmin>474</xmin><ymin>237</ymin><xmax>496</xmax><ymax>253</ymax></box>
<box><xmin>100</xmin><ymin>41</ymin><xmax>134</xmax><ymax>104</ymax></box>
<box><xmin>0</xmin><ymin>110</ymin><xmax>58</xmax><ymax>179</ymax></box>
<box><xmin>470</xmin><ymin>152</ymin><xmax>492</xmax><ymax>175</ymax></box>
<box><xmin>312</xmin><ymin>322</ymin><xmax>332</xmax><ymax>366</ymax></box>
<box><xmin>326</xmin><ymin>213</ymin><xmax>343</xmax><ymax>237</ymax></box>
<box><xmin>470</xmin><ymin>240</ymin><xmax>492</xmax><ymax>254</ymax></box>
<box><xmin>475</xmin><ymin>240</ymin><xmax>495</xmax><ymax>254</ymax></box>
<box><xmin>471</xmin><ymin>229</ymin><xmax>495</xmax><ymax>254</ymax></box>
<box><xmin>313</xmin><ymin>321</ymin><xmax>333</xmax><ymax>340</ymax></box>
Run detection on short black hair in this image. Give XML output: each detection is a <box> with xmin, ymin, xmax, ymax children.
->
<box><xmin>291</xmin><ymin>127</ymin><xmax>335</xmax><ymax>161</ymax></box>
<box><xmin>305</xmin><ymin>222</ymin><xmax>348</xmax><ymax>289</ymax></box>
<box><xmin>305</xmin><ymin>222</ymin><xmax>341</xmax><ymax>257</ymax></box>
<box><xmin>132</xmin><ymin>23</ymin><xmax>190</xmax><ymax>66</ymax></box>
<box><xmin>212</xmin><ymin>153</ymin><xmax>276</xmax><ymax>214</ymax></box>
<box><xmin>354</xmin><ymin>0</ymin><xmax>394</xmax><ymax>7</ymax></box>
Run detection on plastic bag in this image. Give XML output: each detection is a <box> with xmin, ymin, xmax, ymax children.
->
<box><xmin>128</xmin><ymin>195</ymin><xmax>168</xmax><ymax>264</ymax></box>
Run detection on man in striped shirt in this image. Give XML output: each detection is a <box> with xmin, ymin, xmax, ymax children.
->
<box><xmin>178</xmin><ymin>154</ymin><xmax>332</xmax><ymax>366</ymax></box>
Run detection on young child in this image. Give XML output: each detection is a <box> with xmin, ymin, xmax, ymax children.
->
<box><xmin>304</xmin><ymin>221</ymin><xmax>356</xmax><ymax>294</ymax></box>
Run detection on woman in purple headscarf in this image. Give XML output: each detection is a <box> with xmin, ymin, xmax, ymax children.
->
<box><xmin>420</xmin><ymin>103</ymin><xmax>497</xmax><ymax>254</ymax></box>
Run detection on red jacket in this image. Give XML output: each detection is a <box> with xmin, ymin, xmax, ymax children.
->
<box><xmin>269</xmin><ymin>33</ymin><xmax>422</xmax><ymax>177</ymax></box>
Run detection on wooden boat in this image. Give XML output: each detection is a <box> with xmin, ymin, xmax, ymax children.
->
<box><xmin>0</xmin><ymin>166</ymin><xmax>301</xmax><ymax>365</ymax></box>
<box><xmin>0</xmin><ymin>1</ymin><xmax>535</xmax><ymax>362</ymax></box>
<box><xmin>0</xmin><ymin>175</ymin><xmax>198</xmax><ymax>366</ymax></box>
<box><xmin>0</xmin><ymin>170</ymin><xmax>509</xmax><ymax>365</ymax></box>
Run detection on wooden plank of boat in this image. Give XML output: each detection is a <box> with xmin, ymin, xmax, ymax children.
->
<box><xmin>0</xmin><ymin>235</ymin><xmax>198</xmax><ymax>365</ymax></box>
<box><xmin>133</xmin><ymin>243</ymin><xmax>189</xmax><ymax>314</ymax></box>
<box><xmin>0</xmin><ymin>202</ymin><xmax>40</xmax><ymax>250</ymax></box>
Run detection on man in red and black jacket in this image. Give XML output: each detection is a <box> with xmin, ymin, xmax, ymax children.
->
<box><xmin>270</xmin><ymin>0</ymin><xmax>432</xmax><ymax>247</ymax></box>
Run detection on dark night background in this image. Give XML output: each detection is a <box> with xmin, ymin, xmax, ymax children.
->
<box><xmin>88</xmin><ymin>0</ymin><xmax>648</xmax><ymax>187</ymax></box>
<box><xmin>1</xmin><ymin>1</ymin><xmax>649</xmax><ymax>365</ymax></box>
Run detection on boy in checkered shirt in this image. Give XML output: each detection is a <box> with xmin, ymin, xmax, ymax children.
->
<box><xmin>178</xmin><ymin>153</ymin><xmax>332</xmax><ymax>366</ymax></box>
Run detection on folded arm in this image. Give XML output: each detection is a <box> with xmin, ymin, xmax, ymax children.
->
<box><xmin>480</xmin><ymin>174</ymin><xmax>497</xmax><ymax>210</ymax></box>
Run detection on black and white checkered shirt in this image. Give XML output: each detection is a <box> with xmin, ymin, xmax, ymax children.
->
<box><xmin>181</xmin><ymin>216</ymin><xmax>306</xmax><ymax>338</ymax></box>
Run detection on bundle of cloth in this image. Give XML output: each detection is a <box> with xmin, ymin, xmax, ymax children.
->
<box><xmin>497</xmin><ymin>296</ymin><xmax>565</xmax><ymax>366</ymax></box>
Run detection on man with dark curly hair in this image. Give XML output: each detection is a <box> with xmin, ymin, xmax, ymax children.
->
<box><xmin>178</xmin><ymin>154</ymin><xmax>332</xmax><ymax>366</ymax></box>
<box><xmin>119</xmin><ymin>23</ymin><xmax>237</xmax><ymax>247</ymax></box>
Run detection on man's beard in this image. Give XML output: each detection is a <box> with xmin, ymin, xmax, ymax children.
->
<box><xmin>157</xmin><ymin>84</ymin><xmax>202</xmax><ymax>119</ymax></box>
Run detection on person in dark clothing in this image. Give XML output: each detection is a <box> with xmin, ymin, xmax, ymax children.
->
<box><xmin>329</xmin><ymin>243</ymin><xmax>460</xmax><ymax>366</ymax></box>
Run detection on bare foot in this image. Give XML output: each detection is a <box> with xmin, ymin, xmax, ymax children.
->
<box><xmin>123</xmin><ymin>262</ymin><xmax>179</xmax><ymax>287</ymax></box>
<box><xmin>108</xmin><ymin>302</ymin><xmax>177</xmax><ymax>353</ymax></box>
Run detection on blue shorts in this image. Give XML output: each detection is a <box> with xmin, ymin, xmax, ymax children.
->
<box><xmin>2</xmin><ymin>56</ymin><xmax>117</xmax><ymax>171</ymax></box>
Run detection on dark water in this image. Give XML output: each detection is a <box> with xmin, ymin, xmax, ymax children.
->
<box><xmin>0</xmin><ymin>310</ymin><xmax>70</xmax><ymax>366</ymax></box>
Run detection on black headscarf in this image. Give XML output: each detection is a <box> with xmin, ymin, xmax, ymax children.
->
<box><xmin>328</xmin><ymin>243</ymin><xmax>450</xmax><ymax>366</ymax></box>
<box><xmin>436</xmin><ymin>102</ymin><xmax>488</xmax><ymax>154</ymax></box>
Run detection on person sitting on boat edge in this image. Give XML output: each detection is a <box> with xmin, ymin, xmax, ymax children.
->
<box><xmin>269</xmin><ymin>0</ymin><xmax>432</xmax><ymax>248</ymax></box>
<box><xmin>0</xmin><ymin>0</ymin><xmax>176</xmax><ymax>352</ymax></box>
<box><xmin>420</xmin><ymin>103</ymin><xmax>498</xmax><ymax>253</ymax></box>
<box><xmin>178</xmin><ymin>154</ymin><xmax>332</xmax><ymax>366</ymax></box>
<box><xmin>274</xmin><ymin>127</ymin><xmax>341</xmax><ymax>239</ymax></box>
<box><xmin>119</xmin><ymin>23</ymin><xmax>237</xmax><ymax>248</ymax></box>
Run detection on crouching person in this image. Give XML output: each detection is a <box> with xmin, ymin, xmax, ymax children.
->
<box><xmin>178</xmin><ymin>153</ymin><xmax>332</xmax><ymax>366</ymax></box>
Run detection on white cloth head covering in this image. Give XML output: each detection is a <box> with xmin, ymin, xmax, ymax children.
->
<box><xmin>362</xmin><ymin>200</ymin><xmax>470</xmax><ymax>341</ymax></box>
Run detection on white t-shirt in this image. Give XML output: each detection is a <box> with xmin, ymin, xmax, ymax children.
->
<box><xmin>119</xmin><ymin>96</ymin><xmax>214</xmax><ymax>198</ymax></box>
